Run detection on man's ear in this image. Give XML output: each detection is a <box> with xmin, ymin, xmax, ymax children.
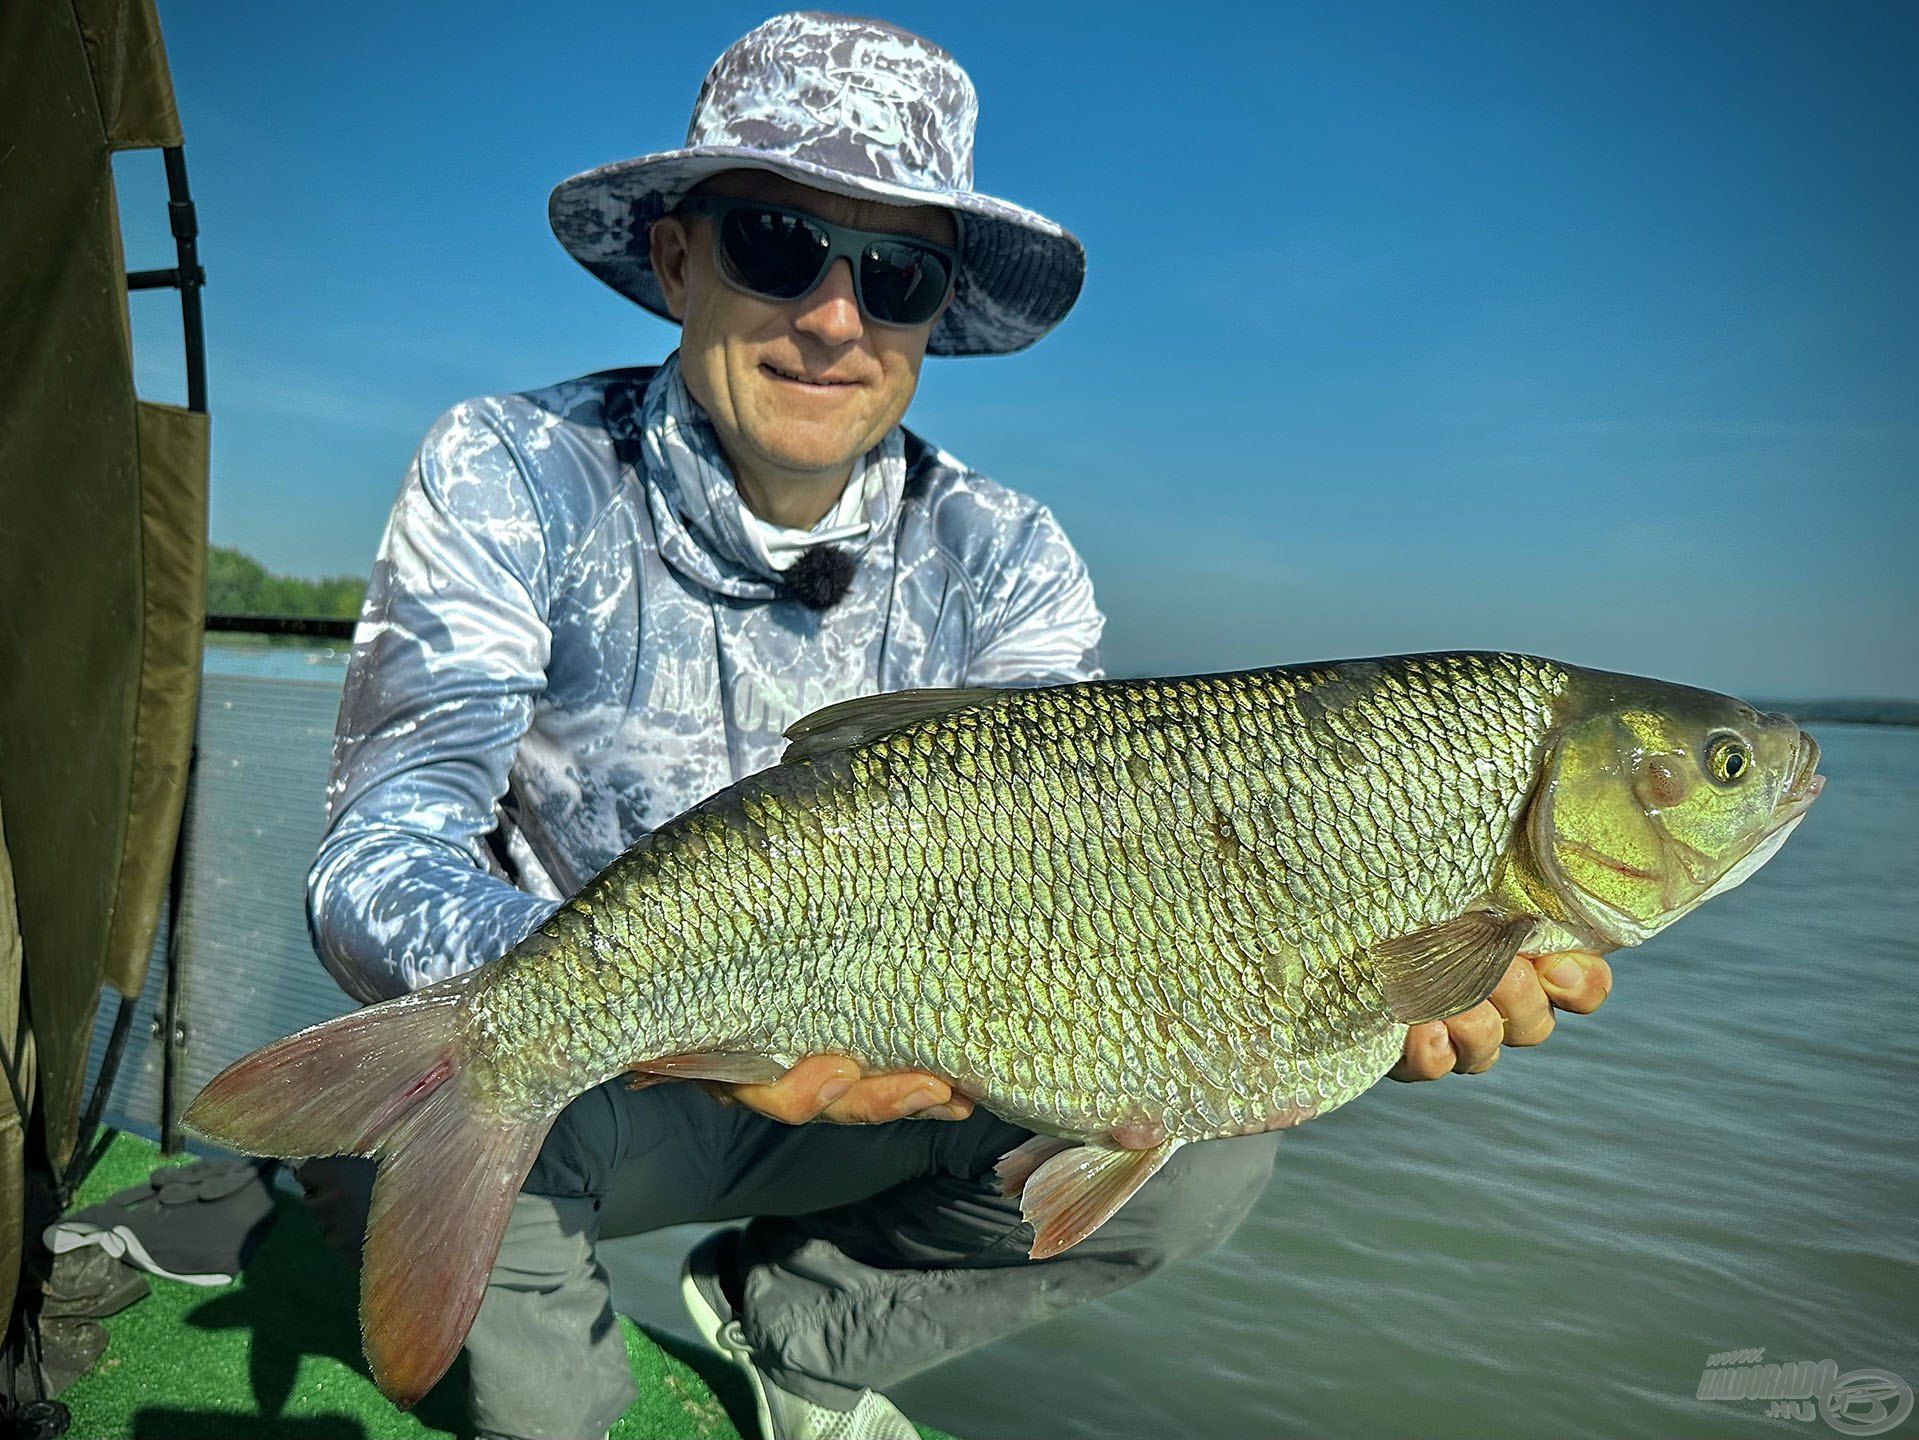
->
<box><xmin>650</xmin><ymin>216</ymin><xmax>692</xmax><ymax>322</ymax></box>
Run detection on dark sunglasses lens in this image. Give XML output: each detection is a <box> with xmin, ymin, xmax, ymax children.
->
<box><xmin>859</xmin><ymin>241</ymin><xmax>952</xmax><ymax>325</ymax></box>
<box><xmin>717</xmin><ymin>207</ymin><xmax>830</xmax><ymax>299</ymax></box>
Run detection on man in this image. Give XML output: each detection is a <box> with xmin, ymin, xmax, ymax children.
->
<box><xmin>306</xmin><ymin>14</ymin><xmax>1614</xmax><ymax>1440</ymax></box>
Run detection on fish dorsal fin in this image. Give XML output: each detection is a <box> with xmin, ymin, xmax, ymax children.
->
<box><xmin>781</xmin><ymin>687</ymin><xmax>1004</xmax><ymax>764</ymax></box>
<box><xmin>1370</xmin><ymin>910</ymin><xmax>1536</xmax><ymax>1024</ymax></box>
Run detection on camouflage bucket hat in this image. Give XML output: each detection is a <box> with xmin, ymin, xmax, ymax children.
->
<box><xmin>548</xmin><ymin>11</ymin><xmax>1085</xmax><ymax>356</ymax></box>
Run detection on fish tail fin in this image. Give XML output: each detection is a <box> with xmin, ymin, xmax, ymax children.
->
<box><xmin>182</xmin><ymin>972</ymin><xmax>555</xmax><ymax>1409</ymax></box>
<box><xmin>359</xmin><ymin>1077</ymin><xmax>554</xmax><ymax>1408</ymax></box>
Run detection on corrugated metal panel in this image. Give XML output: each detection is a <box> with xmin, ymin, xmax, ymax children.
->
<box><xmin>82</xmin><ymin>668</ymin><xmax>353</xmax><ymax>1141</ymax></box>
<box><xmin>79</xmin><ymin>897</ymin><xmax>169</xmax><ymax>1141</ymax></box>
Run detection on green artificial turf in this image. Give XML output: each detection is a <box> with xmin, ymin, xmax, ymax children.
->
<box><xmin>57</xmin><ymin>1130</ymin><xmax>956</xmax><ymax>1440</ymax></box>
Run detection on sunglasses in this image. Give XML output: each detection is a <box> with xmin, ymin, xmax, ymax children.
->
<box><xmin>672</xmin><ymin>195</ymin><xmax>959</xmax><ymax>329</ymax></box>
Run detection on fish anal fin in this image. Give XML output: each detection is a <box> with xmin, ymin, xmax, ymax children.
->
<box><xmin>1012</xmin><ymin>1137</ymin><xmax>1184</xmax><ymax>1260</ymax></box>
<box><xmin>781</xmin><ymin>687</ymin><xmax>1005</xmax><ymax>764</ymax></box>
<box><xmin>994</xmin><ymin>1134</ymin><xmax>1078</xmax><ymax>1198</ymax></box>
<box><xmin>1372</xmin><ymin>910</ymin><xmax>1535</xmax><ymax>1024</ymax></box>
<box><xmin>626</xmin><ymin>1051</ymin><xmax>790</xmax><ymax>1087</ymax></box>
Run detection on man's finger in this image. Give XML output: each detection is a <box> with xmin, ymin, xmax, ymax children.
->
<box><xmin>723</xmin><ymin>1053</ymin><xmax>862</xmax><ymax>1124</ymax></box>
<box><xmin>902</xmin><ymin>1095</ymin><xmax>978</xmax><ymax>1122</ymax></box>
<box><xmin>721</xmin><ymin>1055</ymin><xmax>970</xmax><ymax>1125</ymax></box>
<box><xmin>1532</xmin><ymin>951</ymin><xmax>1613</xmax><ymax>1015</ymax></box>
<box><xmin>817</xmin><ymin>1073</ymin><xmax>967</xmax><ymax>1125</ymax></box>
<box><xmin>1489</xmin><ymin>955</ymin><xmax>1555</xmax><ymax>1046</ymax></box>
<box><xmin>1388</xmin><ymin>1021</ymin><xmax>1456</xmax><ymax>1082</ymax></box>
<box><xmin>1443</xmin><ymin>1000</ymin><xmax>1504</xmax><ymax>1074</ymax></box>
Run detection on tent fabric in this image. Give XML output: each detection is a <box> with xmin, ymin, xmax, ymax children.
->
<box><xmin>1</xmin><ymin>0</ymin><xmax>145</xmax><ymax>1177</ymax></box>
<box><xmin>74</xmin><ymin>0</ymin><xmax>184</xmax><ymax>151</ymax></box>
<box><xmin>0</xmin><ymin>0</ymin><xmax>205</xmax><ymax>1203</ymax></box>
<box><xmin>104</xmin><ymin>401</ymin><xmax>207</xmax><ymax>999</ymax></box>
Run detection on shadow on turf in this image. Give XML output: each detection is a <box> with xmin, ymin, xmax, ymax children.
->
<box><xmin>128</xmin><ymin>1191</ymin><xmax>763</xmax><ymax>1439</ymax></box>
<box><xmin>131</xmin><ymin>1193</ymin><xmax>470</xmax><ymax>1437</ymax></box>
<box><xmin>130</xmin><ymin>1413</ymin><xmax>378</xmax><ymax>1439</ymax></box>
<box><xmin>646</xmin><ymin>1324</ymin><xmax>762</xmax><ymax>1438</ymax></box>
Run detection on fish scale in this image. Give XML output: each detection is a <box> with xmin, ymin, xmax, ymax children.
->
<box><xmin>461</xmin><ymin>653</ymin><xmax>1570</xmax><ymax>1134</ymax></box>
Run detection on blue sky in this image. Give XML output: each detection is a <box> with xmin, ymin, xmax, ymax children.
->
<box><xmin>117</xmin><ymin>1</ymin><xmax>1917</xmax><ymax>697</ymax></box>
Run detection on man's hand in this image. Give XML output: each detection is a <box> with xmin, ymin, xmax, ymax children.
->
<box><xmin>712</xmin><ymin>1054</ymin><xmax>976</xmax><ymax>1125</ymax></box>
<box><xmin>1389</xmin><ymin>951</ymin><xmax>1613</xmax><ymax>1081</ymax></box>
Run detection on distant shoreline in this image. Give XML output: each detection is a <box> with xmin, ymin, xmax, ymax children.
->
<box><xmin>198</xmin><ymin>640</ymin><xmax>1919</xmax><ymax>727</ymax></box>
<box><xmin>1756</xmin><ymin>700</ymin><xmax>1919</xmax><ymax>728</ymax></box>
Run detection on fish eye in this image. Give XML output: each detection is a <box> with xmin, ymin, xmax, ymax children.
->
<box><xmin>1705</xmin><ymin>733</ymin><xmax>1753</xmax><ymax>785</ymax></box>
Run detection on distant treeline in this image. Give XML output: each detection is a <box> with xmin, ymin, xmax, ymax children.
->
<box><xmin>207</xmin><ymin>546</ymin><xmax>366</xmax><ymax>619</ymax></box>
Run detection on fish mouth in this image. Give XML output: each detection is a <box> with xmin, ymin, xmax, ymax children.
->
<box><xmin>1778</xmin><ymin>731</ymin><xmax>1824</xmax><ymax>817</ymax></box>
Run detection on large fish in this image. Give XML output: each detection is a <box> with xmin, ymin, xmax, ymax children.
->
<box><xmin>185</xmin><ymin>652</ymin><xmax>1822</xmax><ymax>1406</ymax></box>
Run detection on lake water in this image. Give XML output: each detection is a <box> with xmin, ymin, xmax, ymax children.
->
<box><xmin>196</xmin><ymin>642</ymin><xmax>1919</xmax><ymax>1438</ymax></box>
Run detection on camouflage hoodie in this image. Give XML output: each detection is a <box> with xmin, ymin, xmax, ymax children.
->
<box><xmin>308</xmin><ymin>355</ymin><xmax>1104</xmax><ymax>1002</ymax></box>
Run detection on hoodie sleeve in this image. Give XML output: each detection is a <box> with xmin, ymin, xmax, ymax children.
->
<box><xmin>964</xmin><ymin>503</ymin><xmax>1106</xmax><ymax>687</ymax></box>
<box><xmin>307</xmin><ymin>401</ymin><xmax>564</xmax><ymax>1003</ymax></box>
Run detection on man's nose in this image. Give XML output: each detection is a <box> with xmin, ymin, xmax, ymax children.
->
<box><xmin>792</xmin><ymin>257</ymin><xmax>863</xmax><ymax>344</ymax></box>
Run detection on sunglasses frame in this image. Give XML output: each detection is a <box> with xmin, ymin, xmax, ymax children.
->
<box><xmin>671</xmin><ymin>194</ymin><xmax>961</xmax><ymax>329</ymax></box>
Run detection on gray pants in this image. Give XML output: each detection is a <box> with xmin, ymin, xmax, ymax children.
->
<box><xmin>300</xmin><ymin>1080</ymin><xmax>1281</xmax><ymax>1440</ymax></box>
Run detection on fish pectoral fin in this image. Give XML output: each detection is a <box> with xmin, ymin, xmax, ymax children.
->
<box><xmin>781</xmin><ymin>687</ymin><xmax>1005</xmax><ymax>764</ymax></box>
<box><xmin>626</xmin><ymin>1051</ymin><xmax>791</xmax><ymax>1086</ymax></box>
<box><xmin>1371</xmin><ymin>910</ymin><xmax>1536</xmax><ymax>1024</ymax></box>
<box><xmin>1004</xmin><ymin>1137</ymin><xmax>1185</xmax><ymax>1260</ymax></box>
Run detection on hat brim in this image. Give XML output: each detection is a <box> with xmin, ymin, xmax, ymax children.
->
<box><xmin>548</xmin><ymin>147</ymin><xmax>1085</xmax><ymax>356</ymax></box>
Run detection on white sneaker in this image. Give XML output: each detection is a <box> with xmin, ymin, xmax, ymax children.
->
<box><xmin>680</xmin><ymin>1227</ymin><xmax>919</xmax><ymax>1440</ymax></box>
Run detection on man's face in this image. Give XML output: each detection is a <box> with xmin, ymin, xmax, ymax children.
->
<box><xmin>650</xmin><ymin>169</ymin><xmax>956</xmax><ymax>486</ymax></box>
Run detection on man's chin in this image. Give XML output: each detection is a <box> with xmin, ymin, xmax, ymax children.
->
<box><xmin>760</xmin><ymin>449</ymin><xmax>866</xmax><ymax>480</ymax></box>
<box><xmin>740</xmin><ymin>424</ymin><xmax>873</xmax><ymax>478</ymax></box>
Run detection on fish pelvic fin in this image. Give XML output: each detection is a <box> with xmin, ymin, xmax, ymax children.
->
<box><xmin>182</xmin><ymin>971</ymin><xmax>554</xmax><ymax>1410</ymax></box>
<box><xmin>997</xmin><ymin>1135</ymin><xmax>1185</xmax><ymax>1260</ymax></box>
<box><xmin>625</xmin><ymin>1050</ymin><xmax>791</xmax><ymax>1086</ymax></box>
